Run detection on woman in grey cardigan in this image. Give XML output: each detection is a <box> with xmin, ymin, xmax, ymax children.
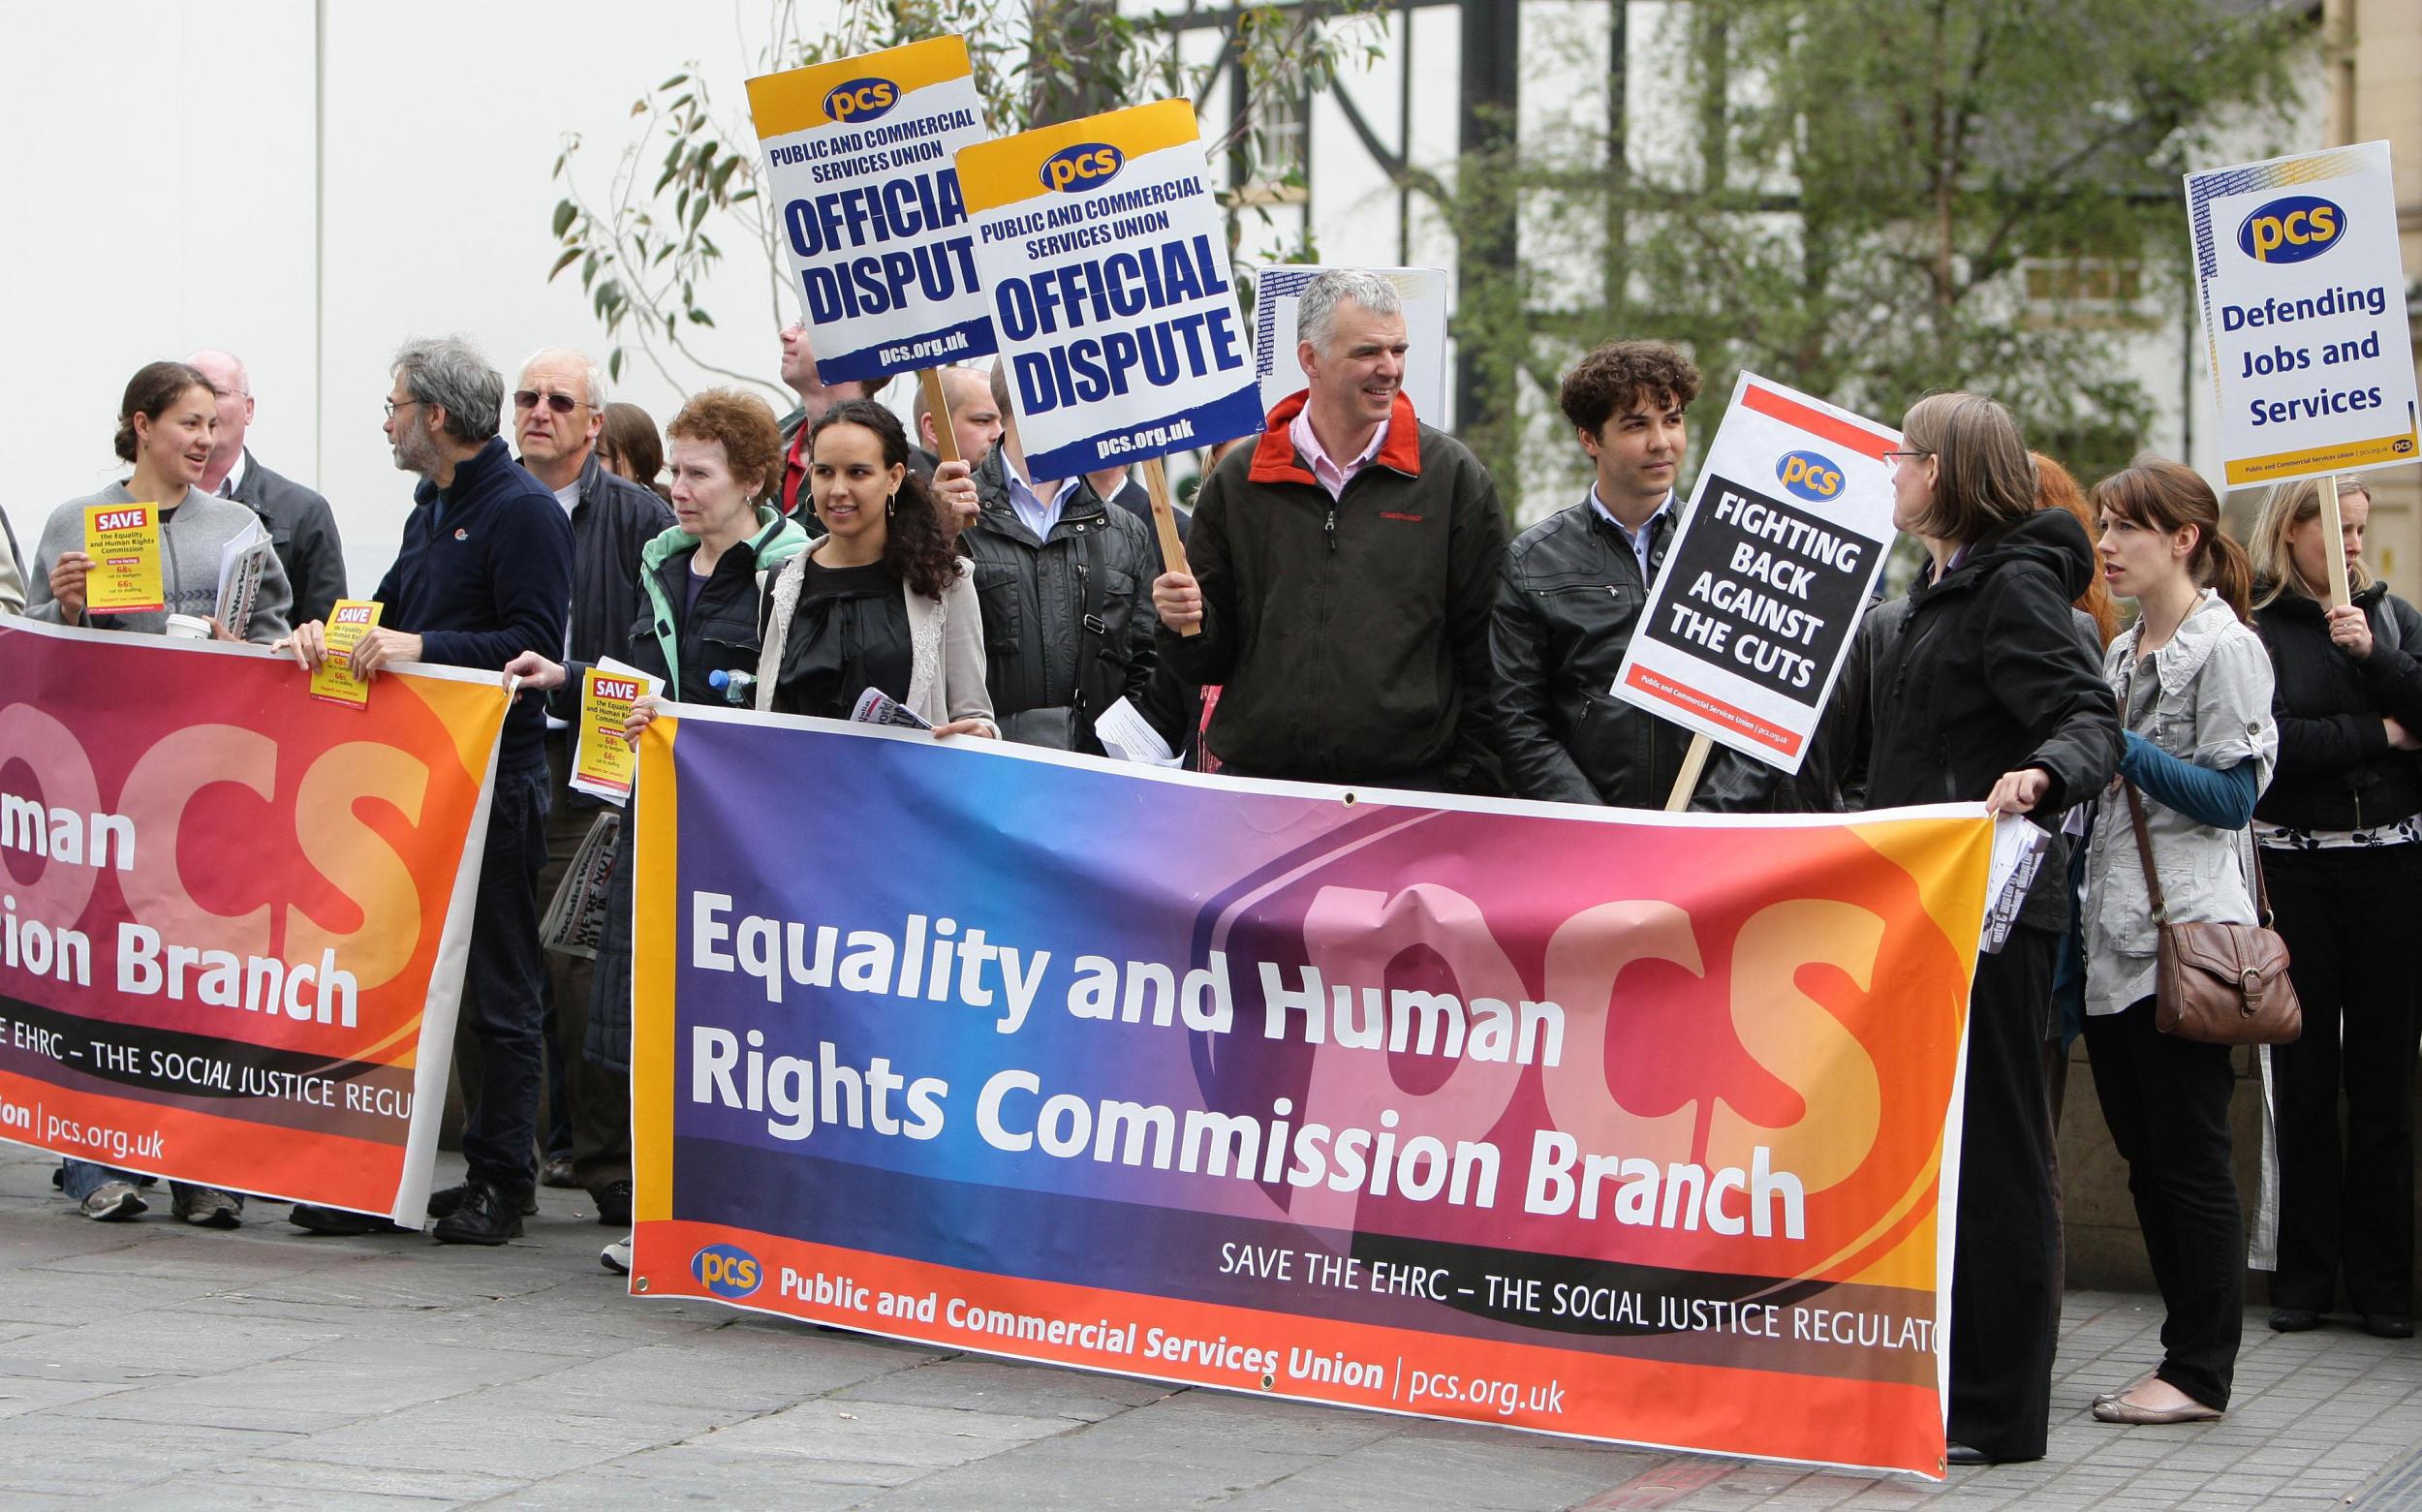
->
<box><xmin>26</xmin><ymin>360</ymin><xmax>291</xmax><ymax>640</ymax></box>
<box><xmin>2081</xmin><ymin>459</ymin><xmax>2276</xmax><ymax>1426</ymax></box>
<box><xmin>25</xmin><ymin>360</ymin><xmax>292</xmax><ymax>1228</ymax></box>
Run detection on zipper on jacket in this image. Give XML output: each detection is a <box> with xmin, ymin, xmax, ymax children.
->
<box><xmin>1324</xmin><ymin>503</ymin><xmax>1337</xmax><ymax>553</ymax></box>
<box><xmin>1073</xmin><ymin>560</ymin><xmax>1090</xmax><ymax>717</ymax></box>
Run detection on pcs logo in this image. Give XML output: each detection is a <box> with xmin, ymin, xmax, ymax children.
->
<box><xmin>823</xmin><ymin>77</ymin><xmax>898</xmax><ymax>124</ymax></box>
<box><xmin>1776</xmin><ymin>449</ymin><xmax>1844</xmax><ymax>503</ymax></box>
<box><xmin>1041</xmin><ymin>143</ymin><xmax>1125</xmax><ymax>194</ymax></box>
<box><xmin>692</xmin><ymin>1243</ymin><xmax>762</xmax><ymax>1299</ymax></box>
<box><xmin>2237</xmin><ymin>195</ymin><xmax>2344</xmax><ymax>264</ymax></box>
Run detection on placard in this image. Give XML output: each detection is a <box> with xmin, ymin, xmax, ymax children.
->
<box><xmin>1609</xmin><ymin>374</ymin><xmax>1898</xmax><ymax>773</ymax></box>
<box><xmin>2185</xmin><ymin>141</ymin><xmax>2420</xmax><ymax>487</ymax></box>
<box><xmin>747</xmin><ymin>36</ymin><xmax>996</xmax><ymax>385</ymax></box>
<box><xmin>957</xmin><ymin>99</ymin><xmax>1263</xmax><ymax>481</ymax></box>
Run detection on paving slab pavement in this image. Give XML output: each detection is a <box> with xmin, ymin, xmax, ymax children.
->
<box><xmin>4</xmin><ymin>1145</ymin><xmax>2419</xmax><ymax>1510</ymax></box>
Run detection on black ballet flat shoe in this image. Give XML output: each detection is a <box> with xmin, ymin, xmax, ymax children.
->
<box><xmin>2268</xmin><ymin>1307</ymin><xmax>2322</xmax><ymax>1333</ymax></box>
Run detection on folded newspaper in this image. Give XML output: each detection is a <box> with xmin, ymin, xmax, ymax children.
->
<box><xmin>851</xmin><ymin>687</ymin><xmax>933</xmax><ymax>729</ymax></box>
<box><xmin>540</xmin><ymin>810</ymin><xmax>622</xmax><ymax>960</ymax></box>
<box><xmin>214</xmin><ymin>516</ymin><xmax>277</xmax><ymax>642</ymax></box>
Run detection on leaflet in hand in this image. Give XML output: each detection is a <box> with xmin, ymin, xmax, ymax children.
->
<box><xmin>572</xmin><ymin>658</ymin><xmax>657</xmax><ymax>805</ymax></box>
<box><xmin>1094</xmin><ymin>695</ymin><xmax>1182</xmax><ymax>767</ymax></box>
<box><xmin>851</xmin><ymin>688</ymin><xmax>934</xmax><ymax>729</ymax></box>
<box><xmin>214</xmin><ymin>516</ymin><xmax>276</xmax><ymax>642</ymax></box>
<box><xmin>1979</xmin><ymin>813</ymin><xmax>2051</xmax><ymax>956</ymax></box>
<box><xmin>310</xmin><ymin>601</ymin><xmax>382</xmax><ymax>709</ymax></box>
<box><xmin>82</xmin><ymin>503</ymin><xmax>164</xmax><ymax>614</ymax></box>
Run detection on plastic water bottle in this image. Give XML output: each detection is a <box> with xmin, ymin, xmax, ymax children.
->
<box><xmin>707</xmin><ymin>669</ymin><xmax>757</xmax><ymax>706</ymax></box>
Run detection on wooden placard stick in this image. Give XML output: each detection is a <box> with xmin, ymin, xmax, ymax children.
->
<box><xmin>1665</xmin><ymin>732</ymin><xmax>1711</xmax><ymax>812</ymax></box>
<box><xmin>916</xmin><ymin>367</ymin><xmax>962</xmax><ymax>466</ymax></box>
<box><xmin>1139</xmin><ymin>455</ymin><xmax>1198</xmax><ymax>636</ymax></box>
<box><xmin>2317</xmin><ymin>473</ymin><xmax>2352</xmax><ymax>610</ymax></box>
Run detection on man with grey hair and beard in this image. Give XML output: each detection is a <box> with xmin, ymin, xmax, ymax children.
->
<box><xmin>511</xmin><ymin>346</ymin><xmax>670</xmax><ymax>1219</ymax></box>
<box><xmin>1151</xmin><ymin>268</ymin><xmax>1508</xmax><ymax>791</ymax></box>
<box><xmin>281</xmin><ymin>337</ymin><xmax>573</xmax><ymax>1247</ymax></box>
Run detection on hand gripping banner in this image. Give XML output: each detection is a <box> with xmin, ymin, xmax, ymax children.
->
<box><xmin>627</xmin><ymin>709</ymin><xmax>1989</xmax><ymax>1477</ymax></box>
<box><xmin>0</xmin><ymin>620</ymin><xmax>506</xmax><ymax>1222</ymax></box>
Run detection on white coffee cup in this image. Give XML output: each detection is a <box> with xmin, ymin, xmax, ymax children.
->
<box><xmin>164</xmin><ymin>614</ymin><xmax>212</xmax><ymax>641</ymax></box>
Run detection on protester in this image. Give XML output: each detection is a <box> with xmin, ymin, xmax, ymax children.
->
<box><xmin>1151</xmin><ymin>269</ymin><xmax>1507</xmax><ymax>791</ymax></box>
<box><xmin>1847</xmin><ymin>392</ymin><xmax>2121</xmax><ymax>1464</ymax></box>
<box><xmin>512</xmin><ymin>347</ymin><xmax>673</xmax><ymax>1208</ymax></box>
<box><xmin>2079</xmin><ymin>458</ymin><xmax>2275</xmax><ymax>1425</ymax></box>
<box><xmin>774</xmin><ymin>319</ymin><xmax>875</xmax><ymax>520</ymax></box>
<box><xmin>2249</xmin><ymin>475</ymin><xmax>2422</xmax><ymax>1342</ymax></box>
<box><xmin>24</xmin><ymin>358</ymin><xmax>294</xmax><ymax>1226</ymax></box>
<box><xmin>960</xmin><ymin>361</ymin><xmax>1162</xmax><ymax>753</ymax></box>
<box><xmin>1494</xmin><ymin>340</ymin><xmax>1793</xmax><ymax>808</ymax></box>
<box><xmin>188</xmin><ymin>348</ymin><xmax>349</xmax><ymax>627</ymax></box>
<box><xmin>280</xmin><ymin>337</ymin><xmax>573</xmax><ymax>1246</ymax></box>
<box><xmin>600</xmin><ymin>400</ymin><xmax>671</xmax><ymax>504</ymax></box>
<box><xmin>911</xmin><ymin>363</ymin><xmax>1005</xmax><ymax>474</ymax></box>
<box><xmin>0</xmin><ymin>509</ymin><xmax>23</xmax><ymax>614</ymax></box>
<box><xmin>758</xmin><ymin>399</ymin><xmax>994</xmax><ymax>736</ymax></box>
<box><xmin>27</xmin><ymin>360</ymin><xmax>295</xmax><ymax>643</ymax></box>
<box><xmin>504</xmin><ymin>386</ymin><xmax>810</xmax><ymax>1275</ymax></box>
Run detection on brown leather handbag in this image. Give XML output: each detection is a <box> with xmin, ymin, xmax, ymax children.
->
<box><xmin>2123</xmin><ymin>782</ymin><xmax>2301</xmax><ymax>1045</ymax></box>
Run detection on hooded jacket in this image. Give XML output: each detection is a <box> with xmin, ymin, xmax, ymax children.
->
<box><xmin>2252</xmin><ymin>578</ymin><xmax>2422</xmax><ymax>833</ymax></box>
<box><xmin>1156</xmin><ymin>389</ymin><xmax>1508</xmax><ymax>791</ymax></box>
<box><xmin>1844</xmin><ymin>509</ymin><xmax>2121</xmax><ymax>929</ymax></box>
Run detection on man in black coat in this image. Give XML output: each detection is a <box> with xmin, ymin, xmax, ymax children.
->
<box><xmin>512</xmin><ymin>346</ymin><xmax>673</xmax><ymax>1222</ymax></box>
<box><xmin>961</xmin><ymin>362</ymin><xmax>1164</xmax><ymax>755</ymax></box>
<box><xmin>189</xmin><ymin>349</ymin><xmax>349</xmax><ymax>626</ymax></box>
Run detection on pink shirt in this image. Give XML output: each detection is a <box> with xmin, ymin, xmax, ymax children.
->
<box><xmin>1289</xmin><ymin>408</ymin><xmax>1388</xmax><ymax>502</ymax></box>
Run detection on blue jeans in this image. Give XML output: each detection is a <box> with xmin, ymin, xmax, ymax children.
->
<box><xmin>59</xmin><ymin>1158</ymin><xmax>237</xmax><ymax>1208</ymax></box>
<box><xmin>458</xmin><ymin>761</ymin><xmax>551</xmax><ymax>1197</ymax></box>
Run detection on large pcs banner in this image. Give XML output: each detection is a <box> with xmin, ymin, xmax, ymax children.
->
<box><xmin>2186</xmin><ymin>141</ymin><xmax>2420</xmax><ymax>488</ymax></box>
<box><xmin>628</xmin><ymin>712</ymin><xmax>1990</xmax><ymax>1478</ymax></box>
<box><xmin>0</xmin><ymin>620</ymin><xmax>506</xmax><ymax>1222</ymax></box>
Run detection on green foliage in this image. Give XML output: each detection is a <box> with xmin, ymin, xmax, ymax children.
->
<box><xmin>1435</xmin><ymin>0</ymin><xmax>2316</xmax><ymax>503</ymax></box>
<box><xmin>546</xmin><ymin>0</ymin><xmax>1384</xmax><ymax>396</ymax></box>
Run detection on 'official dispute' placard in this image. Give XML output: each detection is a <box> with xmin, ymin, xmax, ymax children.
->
<box><xmin>747</xmin><ymin>37</ymin><xmax>996</xmax><ymax>386</ymax></box>
<box><xmin>957</xmin><ymin>99</ymin><xmax>1264</xmax><ymax>482</ymax></box>
<box><xmin>2186</xmin><ymin>141</ymin><xmax>2420</xmax><ymax>488</ymax></box>
<box><xmin>1611</xmin><ymin>375</ymin><xmax>1898</xmax><ymax>773</ymax></box>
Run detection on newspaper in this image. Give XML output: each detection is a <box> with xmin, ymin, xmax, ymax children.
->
<box><xmin>214</xmin><ymin>516</ymin><xmax>276</xmax><ymax>642</ymax></box>
<box><xmin>851</xmin><ymin>687</ymin><xmax>933</xmax><ymax>729</ymax></box>
<box><xmin>540</xmin><ymin>810</ymin><xmax>623</xmax><ymax>959</ymax></box>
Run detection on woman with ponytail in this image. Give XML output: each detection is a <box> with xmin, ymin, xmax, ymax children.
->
<box><xmin>2079</xmin><ymin>458</ymin><xmax>2276</xmax><ymax>1425</ymax></box>
<box><xmin>2247</xmin><ymin>477</ymin><xmax>2422</xmax><ymax>1341</ymax></box>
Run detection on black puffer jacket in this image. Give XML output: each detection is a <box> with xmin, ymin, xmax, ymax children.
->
<box><xmin>1843</xmin><ymin>509</ymin><xmax>2121</xmax><ymax>929</ymax></box>
<box><xmin>565</xmin><ymin>449</ymin><xmax>678</xmax><ymax>676</ymax></box>
<box><xmin>1490</xmin><ymin>496</ymin><xmax>1793</xmax><ymax>809</ymax></box>
<box><xmin>961</xmin><ymin>448</ymin><xmax>1159</xmax><ymax>755</ymax></box>
<box><xmin>2253</xmin><ymin>579</ymin><xmax>2422</xmax><ymax>832</ymax></box>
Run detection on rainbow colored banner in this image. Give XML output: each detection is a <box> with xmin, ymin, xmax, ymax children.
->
<box><xmin>628</xmin><ymin>710</ymin><xmax>1988</xmax><ymax>1477</ymax></box>
<box><xmin>0</xmin><ymin>619</ymin><xmax>506</xmax><ymax>1221</ymax></box>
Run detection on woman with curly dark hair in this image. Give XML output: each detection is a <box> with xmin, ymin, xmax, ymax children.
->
<box><xmin>757</xmin><ymin>399</ymin><xmax>995</xmax><ymax>735</ymax></box>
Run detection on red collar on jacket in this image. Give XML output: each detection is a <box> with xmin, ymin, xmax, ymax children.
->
<box><xmin>1247</xmin><ymin>389</ymin><xmax>1423</xmax><ymax>487</ymax></box>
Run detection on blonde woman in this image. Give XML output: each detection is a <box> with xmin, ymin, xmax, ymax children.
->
<box><xmin>2248</xmin><ymin>477</ymin><xmax>2422</xmax><ymax>1341</ymax></box>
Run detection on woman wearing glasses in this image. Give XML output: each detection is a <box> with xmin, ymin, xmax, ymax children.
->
<box><xmin>2248</xmin><ymin>476</ymin><xmax>2422</xmax><ymax>1342</ymax></box>
<box><xmin>1853</xmin><ymin>394</ymin><xmax>2121</xmax><ymax>1464</ymax></box>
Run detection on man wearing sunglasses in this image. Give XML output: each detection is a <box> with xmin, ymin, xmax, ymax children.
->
<box><xmin>510</xmin><ymin>348</ymin><xmax>671</xmax><ymax>1226</ymax></box>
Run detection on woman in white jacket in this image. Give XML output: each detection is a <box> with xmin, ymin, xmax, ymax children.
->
<box><xmin>757</xmin><ymin>399</ymin><xmax>994</xmax><ymax>737</ymax></box>
<box><xmin>2081</xmin><ymin>457</ymin><xmax>2276</xmax><ymax>1426</ymax></box>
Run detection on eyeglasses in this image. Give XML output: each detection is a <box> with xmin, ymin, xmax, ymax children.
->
<box><xmin>383</xmin><ymin>398</ymin><xmax>421</xmax><ymax>419</ymax></box>
<box><xmin>514</xmin><ymin>389</ymin><xmax>582</xmax><ymax>414</ymax></box>
<box><xmin>1883</xmin><ymin>448</ymin><xmax>1933</xmax><ymax>474</ymax></box>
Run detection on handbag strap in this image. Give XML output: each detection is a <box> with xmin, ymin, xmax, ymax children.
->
<box><xmin>2122</xmin><ymin>777</ymin><xmax>2275</xmax><ymax>928</ymax></box>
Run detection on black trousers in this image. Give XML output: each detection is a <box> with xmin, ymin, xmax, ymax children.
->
<box><xmin>1947</xmin><ymin>927</ymin><xmax>2062</xmax><ymax>1463</ymax></box>
<box><xmin>541</xmin><ymin>735</ymin><xmax>628</xmax><ymax>1195</ymax></box>
<box><xmin>2082</xmin><ymin>997</ymin><xmax>2242</xmax><ymax>1409</ymax></box>
<box><xmin>457</xmin><ymin>761</ymin><xmax>551</xmax><ymax>1197</ymax></box>
<box><xmin>2266</xmin><ymin>846</ymin><xmax>2421</xmax><ymax>1316</ymax></box>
